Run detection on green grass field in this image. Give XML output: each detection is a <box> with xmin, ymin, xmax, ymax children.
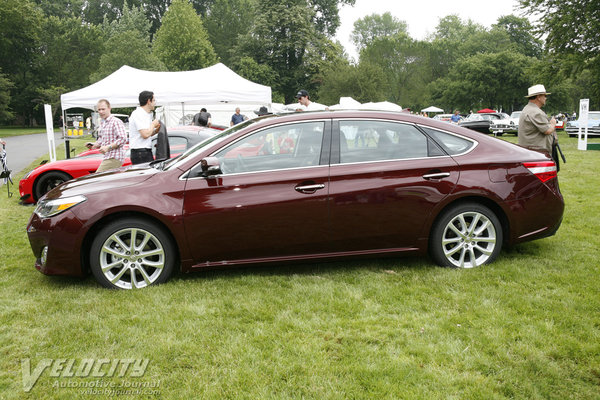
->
<box><xmin>0</xmin><ymin>132</ymin><xmax>599</xmax><ymax>399</ymax></box>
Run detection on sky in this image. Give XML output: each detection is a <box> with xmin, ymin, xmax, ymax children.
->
<box><xmin>335</xmin><ymin>0</ymin><xmax>523</xmax><ymax>60</ymax></box>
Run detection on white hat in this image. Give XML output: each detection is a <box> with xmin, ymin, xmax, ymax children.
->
<box><xmin>526</xmin><ymin>84</ymin><xmax>551</xmax><ymax>98</ymax></box>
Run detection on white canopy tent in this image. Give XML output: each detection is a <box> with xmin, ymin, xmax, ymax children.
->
<box><xmin>60</xmin><ymin>63</ymin><xmax>272</xmax><ymax>126</ymax></box>
<box><xmin>421</xmin><ymin>106</ymin><xmax>444</xmax><ymax>113</ymax></box>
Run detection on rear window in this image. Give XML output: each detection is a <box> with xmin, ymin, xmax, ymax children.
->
<box><xmin>421</xmin><ymin>127</ymin><xmax>475</xmax><ymax>155</ymax></box>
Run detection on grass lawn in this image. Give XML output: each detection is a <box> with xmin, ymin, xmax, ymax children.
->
<box><xmin>0</xmin><ymin>132</ymin><xmax>599</xmax><ymax>399</ymax></box>
<box><xmin>0</xmin><ymin>127</ymin><xmax>48</xmax><ymax>138</ymax></box>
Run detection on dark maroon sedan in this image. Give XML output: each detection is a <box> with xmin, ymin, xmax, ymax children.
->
<box><xmin>27</xmin><ymin>111</ymin><xmax>564</xmax><ymax>289</ymax></box>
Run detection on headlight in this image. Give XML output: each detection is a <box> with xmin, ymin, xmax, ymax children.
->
<box><xmin>34</xmin><ymin>195</ymin><xmax>87</xmax><ymax>218</ymax></box>
<box><xmin>23</xmin><ymin>170</ymin><xmax>33</xmax><ymax>179</ymax></box>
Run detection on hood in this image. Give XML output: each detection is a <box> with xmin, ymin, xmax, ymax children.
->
<box><xmin>43</xmin><ymin>165</ymin><xmax>158</xmax><ymax>200</ymax></box>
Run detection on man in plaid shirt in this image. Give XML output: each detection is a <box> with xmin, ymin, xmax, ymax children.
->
<box><xmin>86</xmin><ymin>99</ymin><xmax>127</xmax><ymax>173</ymax></box>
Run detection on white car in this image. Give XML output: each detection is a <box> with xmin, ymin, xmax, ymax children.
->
<box><xmin>566</xmin><ymin>111</ymin><xmax>600</xmax><ymax>137</ymax></box>
<box><xmin>490</xmin><ymin>111</ymin><xmax>521</xmax><ymax>135</ymax></box>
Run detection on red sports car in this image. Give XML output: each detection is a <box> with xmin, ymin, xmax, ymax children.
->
<box><xmin>19</xmin><ymin>126</ymin><xmax>219</xmax><ymax>203</ymax></box>
<box><xmin>27</xmin><ymin>111</ymin><xmax>564</xmax><ymax>289</ymax></box>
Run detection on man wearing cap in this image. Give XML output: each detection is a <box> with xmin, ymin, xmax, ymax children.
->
<box><xmin>296</xmin><ymin>90</ymin><xmax>327</xmax><ymax>111</ymax></box>
<box><xmin>518</xmin><ymin>84</ymin><xmax>556</xmax><ymax>154</ymax></box>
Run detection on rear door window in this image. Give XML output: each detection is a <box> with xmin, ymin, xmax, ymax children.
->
<box><xmin>338</xmin><ymin>120</ymin><xmax>431</xmax><ymax>163</ymax></box>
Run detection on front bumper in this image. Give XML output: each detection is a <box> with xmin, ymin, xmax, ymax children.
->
<box><xmin>489</xmin><ymin>125</ymin><xmax>517</xmax><ymax>134</ymax></box>
<box><xmin>27</xmin><ymin>210</ymin><xmax>87</xmax><ymax>276</ymax></box>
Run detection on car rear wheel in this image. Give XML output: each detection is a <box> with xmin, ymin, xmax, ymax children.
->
<box><xmin>90</xmin><ymin>218</ymin><xmax>176</xmax><ymax>289</ymax></box>
<box><xmin>429</xmin><ymin>203</ymin><xmax>503</xmax><ymax>268</ymax></box>
<box><xmin>34</xmin><ymin>171</ymin><xmax>71</xmax><ymax>200</ymax></box>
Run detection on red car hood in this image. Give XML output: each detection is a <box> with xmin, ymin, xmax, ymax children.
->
<box><xmin>42</xmin><ymin>165</ymin><xmax>159</xmax><ymax>201</ymax></box>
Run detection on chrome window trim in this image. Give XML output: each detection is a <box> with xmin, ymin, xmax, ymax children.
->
<box><xmin>181</xmin><ymin>164</ymin><xmax>329</xmax><ymax>181</ymax></box>
<box><xmin>417</xmin><ymin>125</ymin><xmax>479</xmax><ymax>157</ymax></box>
<box><xmin>181</xmin><ymin>119</ymin><xmax>330</xmax><ymax>180</ymax></box>
<box><xmin>334</xmin><ymin>118</ymin><xmax>478</xmax><ymax>163</ymax></box>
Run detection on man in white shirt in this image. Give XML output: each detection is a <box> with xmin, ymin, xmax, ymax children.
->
<box><xmin>129</xmin><ymin>90</ymin><xmax>160</xmax><ymax>165</ymax></box>
<box><xmin>295</xmin><ymin>89</ymin><xmax>327</xmax><ymax>111</ymax></box>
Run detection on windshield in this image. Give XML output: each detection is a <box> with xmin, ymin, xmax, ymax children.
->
<box><xmin>588</xmin><ymin>112</ymin><xmax>600</xmax><ymax>120</ymax></box>
<box><xmin>510</xmin><ymin>111</ymin><xmax>521</xmax><ymax>119</ymax></box>
<box><xmin>163</xmin><ymin>116</ymin><xmax>276</xmax><ymax>170</ymax></box>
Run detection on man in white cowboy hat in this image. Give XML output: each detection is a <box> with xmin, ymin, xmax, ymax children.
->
<box><xmin>518</xmin><ymin>84</ymin><xmax>556</xmax><ymax>154</ymax></box>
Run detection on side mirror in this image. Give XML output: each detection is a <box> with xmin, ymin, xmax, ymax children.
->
<box><xmin>199</xmin><ymin>156</ymin><xmax>222</xmax><ymax>178</ymax></box>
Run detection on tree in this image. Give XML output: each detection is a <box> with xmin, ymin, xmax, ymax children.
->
<box><xmin>359</xmin><ymin>33</ymin><xmax>432</xmax><ymax>107</ymax></box>
<box><xmin>427</xmin><ymin>15</ymin><xmax>486</xmax><ymax>79</ymax></box>
<box><xmin>519</xmin><ymin>0</ymin><xmax>600</xmax><ymax>107</ymax></box>
<box><xmin>202</xmin><ymin>0</ymin><xmax>254</xmax><ymax>66</ymax></box>
<box><xmin>317</xmin><ymin>61</ymin><xmax>387</xmax><ymax>105</ymax></box>
<box><xmin>493</xmin><ymin>15</ymin><xmax>542</xmax><ymax>58</ymax></box>
<box><xmin>0</xmin><ymin>0</ymin><xmax>42</xmax><ymax>76</ymax></box>
<box><xmin>153</xmin><ymin>0</ymin><xmax>217</xmax><ymax>71</ymax></box>
<box><xmin>0</xmin><ymin>71</ymin><xmax>15</xmax><ymax>123</ymax></box>
<box><xmin>351</xmin><ymin>12</ymin><xmax>408</xmax><ymax>51</ymax></box>
<box><xmin>91</xmin><ymin>2</ymin><xmax>164</xmax><ymax>82</ymax></box>
<box><xmin>37</xmin><ymin>16</ymin><xmax>104</xmax><ymax>90</ymax></box>
<box><xmin>430</xmin><ymin>51</ymin><xmax>534</xmax><ymax>112</ymax></box>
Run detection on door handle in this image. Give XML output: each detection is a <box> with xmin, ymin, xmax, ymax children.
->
<box><xmin>295</xmin><ymin>183</ymin><xmax>325</xmax><ymax>193</ymax></box>
<box><xmin>422</xmin><ymin>172</ymin><xmax>450</xmax><ymax>180</ymax></box>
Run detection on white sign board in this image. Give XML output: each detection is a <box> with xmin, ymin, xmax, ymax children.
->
<box><xmin>578</xmin><ymin>99</ymin><xmax>589</xmax><ymax>151</ymax></box>
<box><xmin>44</xmin><ymin>104</ymin><xmax>57</xmax><ymax>162</ymax></box>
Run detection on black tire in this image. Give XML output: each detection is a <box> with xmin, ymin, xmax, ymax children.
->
<box><xmin>34</xmin><ymin>171</ymin><xmax>72</xmax><ymax>201</ymax></box>
<box><xmin>429</xmin><ymin>203</ymin><xmax>503</xmax><ymax>269</ymax></box>
<box><xmin>90</xmin><ymin>218</ymin><xmax>176</xmax><ymax>289</ymax></box>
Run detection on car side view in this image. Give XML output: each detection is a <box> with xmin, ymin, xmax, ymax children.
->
<box><xmin>26</xmin><ymin>111</ymin><xmax>564</xmax><ymax>289</ymax></box>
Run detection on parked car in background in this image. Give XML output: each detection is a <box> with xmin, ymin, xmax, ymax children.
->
<box><xmin>19</xmin><ymin>126</ymin><xmax>219</xmax><ymax>203</ymax></box>
<box><xmin>432</xmin><ymin>114</ymin><xmax>453</xmax><ymax>122</ymax></box>
<box><xmin>565</xmin><ymin>111</ymin><xmax>600</xmax><ymax>137</ymax></box>
<box><xmin>27</xmin><ymin>110</ymin><xmax>564</xmax><ymax>289</ymax></box>
<box><xmin>459</xmin><ymin>113</ymin><xmax>505</xmax><ymax>135</ymax></box>
<box><xmin>490</xmin><ymin>111</ymin><xmax>521</xmax><ymax>135</ymax></box>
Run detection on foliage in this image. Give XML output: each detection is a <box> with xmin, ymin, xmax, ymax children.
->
<box><xmin>202</xmin><ymin>0</ymin><xmax>254</xmax><ymax>66</ymax></box>
<box><xmin>37</xmin><ymin>16</ymin><xmax>104</xmax><ymax>90</ymax></box>
<box><xmin>431</xmin><ymin>51</ymin><xmax>534</xmax><ymax>112</ymax></box>
<box><xmin>351</xmin><ymin>12</ymin><xmax>408</xmax><ymax>51</ymax></box>
<box><xmin>359</xmin><ymin>33</ymin><xmax>432</xmax><ymax>108</ymax></box>
<box><xmin>317</xmin><ymin>61</ymin><xmax>387</xmax><ymax>104</ymax></box>
<box><xmin>234</xmin><ymin>0</ymin><xmax>317</xmax><ymax>103</ymax></box>
<box><xmin>153</xmin><ymin>0</ymin><xmax>218</xmax><ymax>71</ymax></box>
<box><xmin>519</xmin><ymin>0</ymin><xmax>600</xmax><ymax>107</ymax></box>
<box><xmin>91</xmin><ymin>30</ymin><xmax>166</xmax><ymax>83</ymax></box>
<box><xmin>0</xmin><ymin>0</ymin><xmax>41</xmax><ymax>76</ymax></box>
<box><xmin>0</xmin><ymin>71</ymin><xmax>15</xmax><ymax>122</ymax></box>
<box><xmin>493</xmin><ymin>15</ymin><xmax>543</xmax><ymax>58</ymax></box>
<box><xmin>519</xmin><ymin>0</ymin><xmax>599</xmax><ymax>56</ymax></box>
<box><xmin>232</xmin><ymin>57</ymin><xmax>283</xmax><ymax>101</ymax></box>
<box><xmin>91</xmin><ymin>3</ymin><xmax>165</xmax><ymax>82</ymax></box>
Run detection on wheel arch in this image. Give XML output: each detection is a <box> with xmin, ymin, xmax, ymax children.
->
<box><xmin>32</xmin><ymin>170</ymin><xmax>73</xmax><ymax>201</ymax></box>
<box><xmin>80</xmin><ymin>211</ymin><xmax>181</xmax><ymax>275</ymax></box>
<box><xmin>428</xmin><ymin>195</ymin><xmax>509</xmax><ymax>248</ymax></box>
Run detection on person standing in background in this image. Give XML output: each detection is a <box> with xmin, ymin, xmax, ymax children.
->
<box><xmin>518</xmin><ymin>84</ymin><xmax>556</xmax><ymax>154</ymax></box>
<box><xmin>86</xmin><ymin>99</ymin><xmax>127</xmax><ymax>172</ymax></box>
<box><xmin>230</xmin><ymin>107</ymin><xmax>247</xmax><ymax>126</ymax></box>
<box><xmin>129</xmin><ymin>91</ymin><xmax>160</xmax><ymax>165</ymax></box>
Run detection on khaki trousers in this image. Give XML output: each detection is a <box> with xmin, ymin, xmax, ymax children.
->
<box><xmin>95</xmin><ymin>158</ymin><xmax>122</xmax><ymax>173</ymax></box>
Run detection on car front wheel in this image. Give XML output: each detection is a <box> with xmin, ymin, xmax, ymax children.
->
<box><xmin>429</xmin><ymin>203</ymin><xmax>503</xmax><ymax>268</ymax></box>
<box><xmin>90</xmin><ymin>218</ymin><xmax>176</xmax><ymax>289</ymax></box>
<box><xmin>34</xmin><ymin>171</ymin><xmax>71</xmax><ymax>200</ymax></box>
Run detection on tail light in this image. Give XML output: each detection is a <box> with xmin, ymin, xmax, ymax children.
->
<box><xmin>523</xmin><ymin>161</ymin><xmax>557</xmax><ymax>183</ymax></box>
